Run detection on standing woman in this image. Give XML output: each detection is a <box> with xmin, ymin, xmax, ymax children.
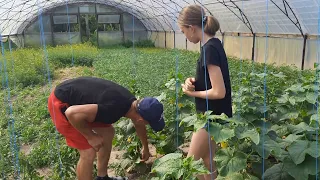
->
<box><xmin>178</xmin><ymin>5</ymin><xmax>232</xmax><ymax>180</ymax></box>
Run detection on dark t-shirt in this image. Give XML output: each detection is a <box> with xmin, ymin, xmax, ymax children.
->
<box><xmin>54</xmin><ymin>77</ymin><xmax>136</xmax><ymax>124</ymax></box>
<box><xmin>194</xmin><ymin>38</ymin><xmax>232</xmax><ymax>118</ymax></box>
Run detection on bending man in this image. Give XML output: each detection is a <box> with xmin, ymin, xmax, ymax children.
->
<box><xmin>47</xmin><ymin>76</ymin><xmax>165</xmax><ymax>180</ymax></box>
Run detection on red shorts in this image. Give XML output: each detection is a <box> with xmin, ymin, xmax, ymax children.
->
<box><xmin>48</xmin><ymin>90</ymin><xmax>112</xmax><ymax>150</ymax></box>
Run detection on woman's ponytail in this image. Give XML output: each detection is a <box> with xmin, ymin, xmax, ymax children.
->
<box><xmin>204</xmin><ymin>16</ymin><xmax>220</xmax><ymax>36</ymax></box>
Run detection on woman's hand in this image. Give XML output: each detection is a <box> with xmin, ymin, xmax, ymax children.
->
<box><xmin>181</xmin><ymin>77</ymin><xmax>195</xmax><ymax>96</ymax></box>
<box><xmin>181</xmin><ymin>84</ymin><xmax>194</xmax><ymax>96</ymax></box>
<box><xmin>184</xmin><ymin>77</ymin><xmax>195</xmax><ymax>91</ymax></box>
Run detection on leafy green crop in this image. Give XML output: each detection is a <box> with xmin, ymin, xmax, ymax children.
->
<box><xmin>151</xmin><ymin>153</ymin><xmax>209</xmax><ymax>180</ymax></box>
<box><xmin>0</xmin><ymin>43</ymin><xmax>98</xmax><ymax>88</ymax></box>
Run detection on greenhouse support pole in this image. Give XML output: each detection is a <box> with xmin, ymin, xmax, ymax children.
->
<box><xmin>173</xmin><ymin>31</ymin><xmax>176</xmax><ymax>48</ymax></box>
<box><xmin>185</xmin><ymin>38</ymin><xmax>187</xmax><ymax>50</ymax></box>
<box><xmin>222</xmin><ymin>32</ymin><xmax>225</xmax><ymax>47</ymax></box>
<box><xmin>95</xmin><ymin>4</ymin><xmax>99</xmax><ymax>48</ymax></box>
<box><xmin>120</xmin><ymin>14</ymin><xmax>125</xmax><ymax>43</ymax></box>
<box><xmin>252</xmin><ymin>33</ymin><xmax>256</xmax><ymax>61</ymax></box>
<box><xmin>22</xmin><ymin>31</ymin><xmax>25</xmax><ymax>48</ymax></box>
<box><xmin>164</xmin><ymin>31</ymin><xmax>167</xmax><ymax>48</ymax></box>
<box><xmin>301</xmin><ymin>34</ymin><xmax>308</xmax><ymax>70</ymax></box>
<box><xmin>50</xmin><ymin>14</ymin><xmax>55</xmax><ymax>46</ymax></box>
<box><xmin>78</xmin><ymin>7</ymin><xmax>82</xmax><ymax>43</ymax></box>
<box><xmin>85</xmin><ymin>15</ymin><xmax>90</xmax><ymax>38</ymax></box>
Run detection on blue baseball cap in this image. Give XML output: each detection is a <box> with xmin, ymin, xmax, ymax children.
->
<box><xmin>137</xmin><ymin>97</ymin><xmax>165</xmax><ymax>132</ymax></box>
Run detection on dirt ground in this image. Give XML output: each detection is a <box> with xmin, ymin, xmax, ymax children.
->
<box><xmin>20</xmin><ymin>142</ymin><xmax>162</xmax><ymax>179</ymax></box>
<box><xmin>107</xmin><ymin>144</ymin><xmax>159</xmax><ymax>179</ymax></box>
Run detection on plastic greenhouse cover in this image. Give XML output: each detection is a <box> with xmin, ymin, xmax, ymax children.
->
<box><xmin>0</xmin><ymin>0</ymin><xmax>320</xmax><ymax>36</ymax></box>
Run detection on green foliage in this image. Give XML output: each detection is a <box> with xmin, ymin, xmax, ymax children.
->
<box><xmin>178</xmin><ymin>66</ymin><xmax>319</xmax><ymax>179</ymax></box>
<box><xmin>0</xmin><ymin>43</ymin><xmax>98</xmax><ymax>88</ymax></box>
<box><xmin>111</xmin><ymin>118</ymin><xmax>143</xmax><ymax>175</ymax></box>
<box><xmin>151</xmin><ymin>153</ymin><xmax>209</xmax><ymax>180</ymax></box>
<box><xmin>149</xmin><ymin>72</ymin><xmax>195</xmax><ymax>155</ymax></box>
<box><xmin>1</xmin><ymin>48</ymin><xmax>52</xmax><ymax>88</ymax></box>
<box><xmin>214</xmin><ymin>148</ymin><xmax>247</xmax><ymax>177</ymax></box>
<box><xmin>0</xmin><ymin>51</ymin><xmax>92</xmax><ymax>178</ymax></box>
<box><xmin>93</xmin><ymin>47</ymin><xmax>196</xmax><ymax>97</ymax></box>
<box><xmin>122</xmin><ymin>39</ymin><xmax>155</xmax><ymax>48</ymax></box>
<box><xmin>47</xmin><ymin>42</ymin><xmax>99</xmax><ymax>67</ymax></box>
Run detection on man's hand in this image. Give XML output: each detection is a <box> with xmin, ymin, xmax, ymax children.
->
<box><xmin>132</xmin><ymin>121</ymin><xmax>150</xmax><ymax>162</ymax></box>
<box><xmin>87</xmin><ymin>133</ymin><xmax>104</xmax><ymax>152</ymax></box>
<box><xmin>140</xmin><ymin>147</ymin><xmax>151</xmax><ymax>162</ymax></box>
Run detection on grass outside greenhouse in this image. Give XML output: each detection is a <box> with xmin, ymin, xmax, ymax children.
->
<box><xmin>0</xmin><ymin>41</ymin><xmax>319</xmax><ymax>180</ymax></box>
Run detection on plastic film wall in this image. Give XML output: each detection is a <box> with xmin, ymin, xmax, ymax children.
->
<box><xmin>150</xmin><ymin>32</ymin><xmax>317</xmax><ymax>70</ymax></box>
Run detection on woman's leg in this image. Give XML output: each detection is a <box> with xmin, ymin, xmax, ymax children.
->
<box><xmin>187</xmin><ymin>128</ymin><xmax>217</xmax><ymax>180</ymax></box>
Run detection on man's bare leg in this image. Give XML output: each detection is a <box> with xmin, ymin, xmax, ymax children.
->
<box><xmin>93</xmin><ymin>126</ymin><xmax>115</xmax><ymax>177</ymax></box>
<box><xmin>77</xmin><ymin>148</ymin><xmax>97</xmax><ymax>180</ymax></box>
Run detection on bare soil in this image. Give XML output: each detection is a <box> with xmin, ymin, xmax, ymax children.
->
<box><xmin>107</xmin><ymin>144</ymin><xmax>159</xmax><ymax>180</ymax></box>
<box><xmin>52</xmin><ymin>66</ymin><xmax>95</xmax><ymax>87</ymax></box>
<box><xmin>20</xmin><ymin>144</ymin><xmax>32</xmax><ymax>156</ymax></box>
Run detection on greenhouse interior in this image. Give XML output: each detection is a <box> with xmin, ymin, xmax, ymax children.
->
<box><xmin>0</xmin><ymin>0</ymin><xmax>320</xmax><ymax>180</ymax></box>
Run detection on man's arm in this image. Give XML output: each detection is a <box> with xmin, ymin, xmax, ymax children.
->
<box><xmin>132</xmin><ymin>121</ymin><xmax>151</xmax><ymax>161</ymax></box>
<box><xmin>132</xmin><ymin>122</ymin><xmax>149</xmax><ymax>150</ymax></box>
<box><xmin>65</xmin><ymin>104</ymin><xmax>103</xmax><ymax>151</ymax></box>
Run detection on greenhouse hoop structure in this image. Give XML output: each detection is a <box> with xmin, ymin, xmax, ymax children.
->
<box><xmin>0</xmin><ymin>0</ymin><xmax>320</xmax><ymax>180</ymax></box>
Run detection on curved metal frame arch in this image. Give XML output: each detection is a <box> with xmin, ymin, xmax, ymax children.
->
<box><xmin>201</xmin><ymin>0</ymin><xmax>254</xmax><ymax>34</ymax></box>
<box><xmin>0</xmin><ymin>0</ymin><xmax>168</xmax><ymax>35</ymax></box>
<box><xmin>270</xmin><ymin>0</ymin><xmax>303</xmax><ymax>35</ymax></box>
<box><xmin>0</xmin><ymin>0</ymin><xmax>50</xmax><ymax>35</ymax></box>
<box><xmin>0</xmin><ymin>0</ymin><xmax>306</xmax><ymax>36</ymax></box>
<box><xmin>117</xmin><ymin>0</ymin><xmax>167</xmax><ymax>31</ymax></box>
<box><xmin>148</xmin><ymin>0</ymin><xmax>176</xmax><ymax>31</ymax></box>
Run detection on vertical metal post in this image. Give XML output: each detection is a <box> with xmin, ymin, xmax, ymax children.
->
<box><xmin>78</xmin><ymin>7</ymin><xmax>82</xmax><ymax>43</ymax></box>
<box><xmin>22</xmin><ymin>31</ymin><xmax>25</xmax><ymax>48</ymax></box>
<box><xmin>120</xmin><ymin>13</ymin><xmax>125</xmax><ymax>43</ymax></box>
<box><xmin>185</xmin><ymin>38</ymin><xmax>187</xmax><ymax>50</ymax></box>
<box><xmin>50</xmin><ymin>13</ymin><xmax>55</xmax><ymax>46</ymax></box>
<box><xmin>95</xmin><ymin>4</ymin><xmax>99</xmax><ymax>48</ymax></box>
<box><xmin>252</xmin><ymin>33</ymin><xmax>256</xmax><ymax>61</ymax></box>
<box><xmin>165</xmin><ymin>31</ymin><xmax>167</xmax><ymax>48</ymax></box>
<box><xmin>222</xmin><ymin>32</ymin><xmax>225</xmax><ymax>47</ymax></box>
<box><xmin>301</xmin><ymin>34</ymin><xmax>308</xmax><ymax>70</ymax></box>
<box><xmin>173</xmin><ymin>31</ymin><xmax>176</xmax><ymax>49</ymax></box>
